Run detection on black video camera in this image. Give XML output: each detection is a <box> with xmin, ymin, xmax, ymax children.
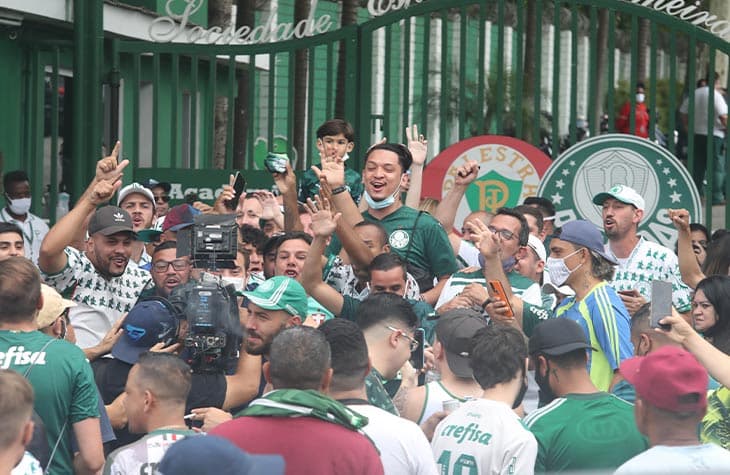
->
<box><xmin>177</xmin><ymin>214</ymin><xmax>238</xmax><ymax>270</ymax></box>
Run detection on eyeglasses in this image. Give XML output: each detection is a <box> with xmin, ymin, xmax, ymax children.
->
<box><xmin>152</xmin><ymin>259</ymin><xmax>190</xmax><ymax>272</ymax></box>
<box><xmin>487</xmin><ymin>225</ymin><xmax>516</xmax><ymax>241</ymax></box>
<box><xmin>155</xmin><ymin>195</ymin><xmax>171</xmax><ymax>203</ymax></box>
<box><xmin>385</xmin><ymin>325</ymin><xmax>419</xmax><ymax>351</ymax></box>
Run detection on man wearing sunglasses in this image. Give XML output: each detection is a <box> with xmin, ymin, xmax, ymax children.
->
<box><xmin>147</xmin><ymin>241</ymin><xmax>193</xmax><ymax>298</ymax></box>
<box><xmin>435</xmin><ymin>207</ymin><xmax>543</xmax><ymax>314</ymax></box>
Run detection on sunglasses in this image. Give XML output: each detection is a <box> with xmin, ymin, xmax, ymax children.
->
<box><xmin>155</xmin><ymin>195</ymin><xmax>171</xmax><ymax>203</ymax></box>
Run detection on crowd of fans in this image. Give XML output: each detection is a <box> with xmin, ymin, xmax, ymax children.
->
<box><xmin>2</xmin><ymin>118</ymin><xmax>730</xmax><ymax>474</ymax></box>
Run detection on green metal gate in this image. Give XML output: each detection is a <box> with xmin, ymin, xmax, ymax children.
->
<box><xmin>108</xmin><ymin>0</ymin><xmax>730</xmax><ymax>224</ymax></box>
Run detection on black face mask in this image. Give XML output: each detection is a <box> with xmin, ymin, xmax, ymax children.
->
<box><xmin>512</xmin><ymin>371</ymin><xmax>529</xmax><ymax>409</ymax></box>
<box><xmin>534</xmin><ymin>358</ymin><xmax>558</xmax><ymax>405</ymax></box>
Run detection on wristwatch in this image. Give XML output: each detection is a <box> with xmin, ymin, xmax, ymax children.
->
<box><xmin>331</xmin><ymin>185</ymin><xmax>350</xmax><ymax>195</ymax></box>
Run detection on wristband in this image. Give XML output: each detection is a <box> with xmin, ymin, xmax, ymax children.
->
<box><xmin>331</xmin><ymin>185</ymin><xmax>349</xmax><ymax>195</ymax></box>
<box><xmin>481</xmin><ymin>298</ymin><xmax>493</xmax><ymax>310</ymax></box>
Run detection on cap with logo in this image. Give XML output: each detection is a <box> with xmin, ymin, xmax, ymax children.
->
<box><xmin>163</xmin><ymin>204</ymin><xmax>200</xmax><ymax>232</ymax></box>
<box><xmin>36</xmin><ymin>284</ymin><xmax>76</xmax><ymax>329</ymax></box>
<box><xmin>88</xmin><ymin>206</ymin><xmax>135</xmax><ymax>236</ymax></box>
<box><xmin>526</xmin><ymin>234</ymin><xmax>547</xmax><ymax>262</ymax></box>
<box><xmin>111</xmin><ymin>298</ymin><xmax>180</xmax><ymax>365</ymax></box>
<box><xmin>242</xmin><ymin>276</ymin><xmax>308</xmax><ymax>319</ymax></box>
<box><xmin>529</xmin><ymin>318</ymin><xmax>594</xmax><ymax>355</ymax></box>
<box><xmin>435</xmin><ymin>308</ymin><xmax>489</xmax><ymax>378</ymax></box>
<box><xmin>142</xmin><ymin>178</ymin><xmax>172</xmax><ymax>194</ymax></box>
<box><xmin>592</xmin><ymin>184</ymin><xmax>646</xmax><ymax>211</ymax></box>
<box><xmin>620</xmin><ymin>346</ymin><xmax>708</xmax><ymax>413</ymax></box>
<box><xmin>551</xmin><ymin>219</ymin><xmax>618</xmax><ymax>265</ymax></box>
<box><xmin>118</xmin><ymin>183</ymin><xmax>156</xmax><ymax>209</ymax></box>
<box><xmin>158</xmin><ymin>435</ymin><xmax>285</xmax><ymax>475</ymax></box>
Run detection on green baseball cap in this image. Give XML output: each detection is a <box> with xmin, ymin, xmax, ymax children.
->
<box><xmin>243</xmin><ymin>276</ymin><xmax>308</xmax><ymax>319</ymax></box>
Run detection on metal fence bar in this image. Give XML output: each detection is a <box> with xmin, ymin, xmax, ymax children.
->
<box><xmin>170</xmin><ymin>53</ymin><xmax>180</xmax><ymax>168</ymax></box>
<box><xmin>514</xmin><ymin>0</ymin><xmax>525</xmax><ymax>139</ymax></box>
<box><xmin>267</xmin><ymin>52</ymin><xmax>275</xmax><ymax>157</ymax></box>
<box><xmin>648</xmin><ymin>21</ymin><xmax>658</xmax><ymax>142</ymax></box>
<box><xmin>533</xmin><ymin>0</ymin><xmax>543</xmax><ymax>149</ymax></box>
<box><xmin>439</xmin><ymin>10</ymin><xmax>449</xmax><ymax>149</ymax></box>
<box><xmin>686</xmin><ymin>36</ymin><xmax>697</xmax><ymax>187</ymax></box>
<box><xmin>551</xmin><ymin>1</ymin><xmax>560</xmax><ymax>158</ymax></box>
<box><xmin>706</xmin><ymin>48</ymin><xmax>716</xmax><ymax>221</ymax></box>
<box><xmin>667</xmin><ymin>34</ymin><xmax>677</xmax><ymax>155</ymax></box>
<box><xmin>420</xmin><ymin>15</ymin><xmax>431</xmax><ymax>136</ymax></box>
<box><xmin>152</xmin><ymin>54</ymin><xmax>160</xmax><ymax>168</ymax></box>
<box><xmin>629</xmin><ymin>15</ymin><xmax>639</xmax><ymax>136</ymax></box>
<box><xmin>131</xmin><ymin>54</ymin><xmax>141</xmax><ymax>164</ymax></box>
<box><xmin>50</xmin><ymin>47</ymin><xmax>60</xmax><ymax>224</ymax></box>
<box><xmin>403</xmin><ymin>17</ymin><xmax>412</xmax><ymax>131</ymax></box>
<box><xmin>190</xmin><ymin>55</ymin><xmax>199</xmax><ymax>168</ymax></box>
<box><xmin>569</xmin><ymin>2</ymin><xmax>578</xmax><ymax>144</ymax></box>
<box><xmin>587</xmin><ymin>6</ymin><xmax>598</xmax><ymax>138</ymax></box>
<box><xmin>384</xmin><ymin>24</ymin><xmax>392</xmax><ymax>140</ymax></box>
<box><xmin>206</xmin><ymin>56</ymin><xmax>217</xmax><ymax>168</ymax></box>
<box><xmin>606</xmin><ymin>10</ymin><xmax>616</xmax><ymax>132</ymax></box>
<box><xmin>495</xmin><ymin>0</ymin><xmax>505</xmax><ymax>134</ymax></box>
<box><xmin>458</xmin><ymin>7</ymin><xmax>467</xmax><ymax>140</ymax></box>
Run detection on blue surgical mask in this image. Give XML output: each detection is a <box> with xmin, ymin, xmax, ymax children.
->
<box><xmin>364</xmin><ymin>185</ymin><xmax>401</xmax><ymax>210</ymax></box>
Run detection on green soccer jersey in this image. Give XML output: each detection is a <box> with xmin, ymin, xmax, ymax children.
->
<box><xmin>365</xmin><ymin>367</ymin><xmax>399</xmax><ymax>416</ymax></box>
<box><xmin>0</xmin><ymin>330</ymin><xmax>99</xmax><ymax>475</ymax></box>
<box><xmin>327</xmin><ymin>206</ymin><xmax>458</xmax><ymax>283</ymax></box>
<box><xmin>524</xmin><ymin>392</ymin><xmax>648</xmax><ymax>473</ymax></box>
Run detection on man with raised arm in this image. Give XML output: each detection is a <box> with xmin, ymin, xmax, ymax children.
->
<box><xmin>38</xmin><ymin>143</ymin><xmax>151</xmax><ymax>351</ymax></box>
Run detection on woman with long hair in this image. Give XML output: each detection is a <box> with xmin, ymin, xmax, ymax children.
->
<box><xmin>692</xmin><ymin>275</ymin><xmax>730</xmax><ymax>354</ymax></box>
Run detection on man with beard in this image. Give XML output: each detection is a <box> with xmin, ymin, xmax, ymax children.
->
<box><xmin>147</xmin><ymin>241</ymin><xmax>192</xmax><ymax>298</ymax></box>
<box><xmin>524</xmin><ymin>318</ymin><xmax>647</xmax><ymax>473</ymax></box>
<box><xmin>431</xmin><ymin>324</ymin><xmax>537</xmax><ymax>474</ymax></box>
<box><xmin>39</xmin><ymin>146</ymin><xmax>151</xmax><ymax>349</ymax></box>
<box><xmin>593</xmin><ymin>185</ymin><xmax>691</xmax><ymax>315</ymax></box>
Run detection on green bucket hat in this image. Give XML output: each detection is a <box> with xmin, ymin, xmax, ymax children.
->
<box><xmin>243</xmin><ymin>276</ymin><xmax>308</xmax><ymax>319</ymax></box>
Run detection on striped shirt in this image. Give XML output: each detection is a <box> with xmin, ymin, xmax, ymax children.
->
<box><xmin>554</xmin><ymin>281</ymin><xmax>633</xmax><ymax>391</ymax></box>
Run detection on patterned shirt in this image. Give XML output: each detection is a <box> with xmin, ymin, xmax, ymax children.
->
<box><xmin>41</xmin><ymin>247</ymin><xmax>152</xmax><ymax>348</ymax></box>
<box><xmin>103</xmin><ymin>429</ymin><xmax>198</xmax><ymax>475</ymax></box>
<box><xmin>365</xmin><ymin>368</ymin><xmax>399</xmax><ymax>416</ymax></box>
<box><xmin>324</xmin><ymin>255</ymin><xmax>422</xmax><ymax>301</ymax></box>
<box><xmin>607</xmin><ymin>237</ymin><xmax>692</xmax><ymax>313</ymax></box>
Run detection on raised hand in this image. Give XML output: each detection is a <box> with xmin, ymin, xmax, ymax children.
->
<box><xmin>455</xmin><ymin>160</ymin><xmax>480</xmax><ymax>187</ymax></box>
<box><xmin>311</xmin><ymin>152</ymin><xmax>346</xmax><ymax>188</ymax></box>
<box><xmin>466</xmin><ymin>219</ymin><xmax>500</xmax><ymax>259</ymax></box>
<box><xmin>95</xmin><ymin>141</ymin><xmax>129</xmax><ymax>183</ymax></box>
<box><xmin>405</xmin><ymin>124</ymin><xmax>428</xmax><ymax>166</ymax></box>
<box><xmin>304</xmin><ymin>195</ymin><xmax>341</xmax><ymax>238</ymax></box>
<box><xmin>89</xmin><ymin>177</ymin><xmax>123</xmax><ymax>205</ymax></box>
<box><xmin>253</xmin><ymin>190</ymin><xmax>282</xmax><ymax>221</ymax></box>
<box><xmin>273</xmin><ymin>160</ymin><xmax>297</xmax><ymax>195</ymax></box>
<box><xmin>668</xmin><ymin>208</ymin><xmax>691</xmax><ymax>233</ymax></box>
<box><xmin>213</xmin><ymin>174</ymin><xmax>237</xmax><ymax>214</ymax></box>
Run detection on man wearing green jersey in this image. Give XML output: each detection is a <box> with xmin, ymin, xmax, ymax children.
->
<box><xmin>524</xmin><ymin>318</ymin><xmax>647</xmax><ymax>473</ymax></box>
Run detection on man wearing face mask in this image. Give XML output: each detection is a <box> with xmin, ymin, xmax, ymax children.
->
<box><xmin>616</xmin><ymin>82</ymin><xmax>650</xmax><ymax>138</ymax></box>
<box><xmin>1</xmin><ymin>170</ymin><xmax>49</xmax><ymax>264</ymax></box>
<box><xmin>431</xmin><ymin>324</ymin><xmax>537</xmax><ymax>475</ymax></box>
<box><xmin>524</xmin><ymin>318</ymin><xmax>648</xmax><ymax>473</ymax></box>
<box><xmin>546</xmin><ymin>220</ymin><xmax>633</xmax><ymax>391</ymax></box>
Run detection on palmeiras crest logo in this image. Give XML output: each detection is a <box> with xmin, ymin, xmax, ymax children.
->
<box><xmin>537</xmin><ymin>134</ymin><xmax>701</xmax><ymax>249</ymax></box>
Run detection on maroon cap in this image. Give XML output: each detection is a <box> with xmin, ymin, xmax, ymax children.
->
<box><xmin>162</xmin><ymin>204</ymin><xmax>199</xmax><ymax>232</ymax></box>
<box><xmin>620</xmin><ymin>346</ymin><xmax>708</xmax><ymax>413</ymax></box>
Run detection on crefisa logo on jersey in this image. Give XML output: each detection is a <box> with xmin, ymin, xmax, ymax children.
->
<box><xmin>422</xmin><ymin>136</ymin><xmax>552</xmax><ymax>231</ymax></box>
<box><xmin>537</xmin><ymin>134</ymin><xmax>701</xmax><ymax>249</ymax></box>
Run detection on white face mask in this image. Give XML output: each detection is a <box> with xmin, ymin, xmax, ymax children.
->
<box><xmin>546</xmin><ymin>249</ymin><xmax>583</xmax><ymax>286</ymax></box>
<box><xmin>636</xmin><ymin>93</ymin><xmax>645</xmax><ymax>104</ymax></box>
<box><xmin>7</xmin><ymin>197</ymin><xmax>31</xmax><ymax>216</ymax></box>
<box><xmin>220</xmin><ymin>276</ymin><xmax>245</xmax><ymax>294</ymax></box>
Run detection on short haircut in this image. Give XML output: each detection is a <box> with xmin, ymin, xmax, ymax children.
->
<box><xmin>630</xmin><ymin>303</ymin><xmax>652</xmax><ymax>335</ymax></box>
<box><xmin>0</xmin><ymin>257</ymin><xmax>41</xmax><ymax>323</ymax></box>
<box><xmin>522</xmin><ymin>196</ymin><xmax>556</xmax><ymax>218</ymax></box>
<box><xmin>316</xmin><ymin>119</ymin><xmax>355</xmax><ymax>143</ymax></box>
<box><xmin>152</xmin><ymin>240</ymin><xmax>179</xmax><ymax>257</ymax></box>
<box><xmin>514</xmin><ymin>205</ymin><xmax>544</xmax><ymax>234</ymax></box>
<box><xmin>269</xmin><ymin>326</ymin><xmax>331</xmax><ymax>390</ymax></box>
<box><xmin>262</xmin><ymin>234</ymin><xmax>286</xmax><ymax>257</ymax></box>
<box><xmin>277</xmin><ymin>231</ymin><xmax>312</xmax><ymax>248</ymax></box>
<box><xmin>471</xmin><ymin>325</ymin><xmax>527</xmax><ymax>390</ymax></box>
<box><xmin>367</xmin><ymin>252</ymin><xmax>407</xmax><ymax>282</ymax></box>
<box><xmin>354</xmin><ymin>220</ymin><xmax>388</xmax><ymax>248</ymax></box>
<box><xmin>3</xmin><ymin>170</ymin><xmax>29</xmax><ymax>191</ymax></box>
<box><xmin>0</xmin><ymin>369</ymin><xmax>34</xmax><ymax>449</ymax></box>
<box><xmin>365</xmin><ymin>143</ymin><xmax>413</xmax><ymax>173</ymax></box>
<box><xmin>319</xmin><ymin>319</ymin><xmax>370</xmax><ymax>392</ymax></box>
<box><xmin>239</xmin><ymin>225</ymin><xmax>266</xmax><ymax>249</ymax></box>
<box><xmin>544</xmin><ymin>348</ymin><xmax>588</xmax><ymax>369</ymax></box>
<box><xmin>134</xmin><ymin>353</ymin><xmax>192</xmax><ymax>405</ymax></box>
<box><xmin>495</xmin><ymin>207</ymin><xmax>530</xmax><ymax>246</ymax></box>
<box><xmin>356</xmin><ymin>292</ymin><xmax>418</xmax><ymax>332</ymax></box>
<box><xmin>0</xmin><ymin>222</ymin><xmax>23</xmax><ymax>240</ymax></box>
<box><xmin>689</xmin><ymin>223</ymin><xmax>709</xmax><ymax>241</ymax></box>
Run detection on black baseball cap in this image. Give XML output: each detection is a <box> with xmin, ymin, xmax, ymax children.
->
<box><xmin>142</xmin><ymin>178</ymin><xmax>172</xmax><ymax>194</ymax></box>
<box><xmin>435</xmin><ymin>308</ymin><xmax>488</xmax><ymax>378</ymax></box>
<box><xmin>528</xmin><ymin>318</ymin><xmax>594</xmax><ymax>356</ymax></box>
<box><xmin>87</xmin><ymin>206</ymin><xmax>135</xmax><ymax>236</ymax></box>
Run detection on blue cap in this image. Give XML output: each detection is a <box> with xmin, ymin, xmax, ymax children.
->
<box><xmin>111</xmin><ymin>298</ymin><xmax>179</xmax><ymax>364</ymax></box>
<box><xmin>552</xmin><ymin>220</ymin><xmax>618</xmax><ymax>265</ymax></box>
<box><xmin>158</xmin><ymin>435</ymin><xmax>285</xmax><ymax>475</ymax></box>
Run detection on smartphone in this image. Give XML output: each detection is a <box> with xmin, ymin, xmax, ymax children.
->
<box><xmin>410</xmin><ymin>328</ymin><xmax>425</xmax><ymax>370</ymax></box>
<box><xmin>488</xmin><ymin>280</ymin><xmax>515</xmax><ymax>318</ymax></box>
<box><xmin>650</xmin><ymin>280</ymin><xmax>672</xmax><ymax>330</ymax></box>
<box><xmin>224</xmin><ymin>172</ymin><xmax>246</xmax><ymax>211</ymax></box>
<box><xmin>264</xmin><ymin>152</ymin><xmax>289</xmax><ymax>174</ymax></box>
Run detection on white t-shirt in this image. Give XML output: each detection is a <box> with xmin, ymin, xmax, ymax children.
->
<box><xmin>431</xmin><ymin>398</ymin><xmax>537</xmax><ymax>475</ymax></box>
<box><xmin>0</xmin><ymin>209</ymin><xmax>49</xmax><ymax>265</ymax></box>
<box><xmin>680</xmin><ymin>86</ymin><xmax>728</xmax><ymax>137</ymax></box>
<box><xmin>348</xmin><ymin>403</ymin><xmax>438</xmax><ymax>475</ymax></box>
<box><xmin>614</xmin><ymin>443</ymin><xmax>730</xmax><ymax>474</ymax></box>
<box><xmin>42</xmin><ymin>247</ymin><xmax>151</xmax><ymax>348</ymax></box>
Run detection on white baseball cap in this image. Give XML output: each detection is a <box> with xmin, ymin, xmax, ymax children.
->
<box><xmin>118</xmin><ymin>183</ymin><xmax>156</xmax><ymax>209</ymax></box>
<box><xmin>592</xmin><ymin>184</ymin><xmax>645</xmax><ymax>211</ymax></box>
<box><xmin>526</xmin><ymin>234</ymin><xmax>547</xmax><ymax>262</ymax></box>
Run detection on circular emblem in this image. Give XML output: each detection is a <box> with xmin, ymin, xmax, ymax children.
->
<box><xmin>389</xmin><ymin>230</ymin><xmax>410</xmax><ymax>249</ymax></box>
<box><xmin>422</xmin><ymin>135</ymin><xmax>552</xmax><ymax>231</ymax></box>
<box><xmin>538</xmin><ymin>134</ymin><xmax>701</xmax><ymax>249</ymax></box>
